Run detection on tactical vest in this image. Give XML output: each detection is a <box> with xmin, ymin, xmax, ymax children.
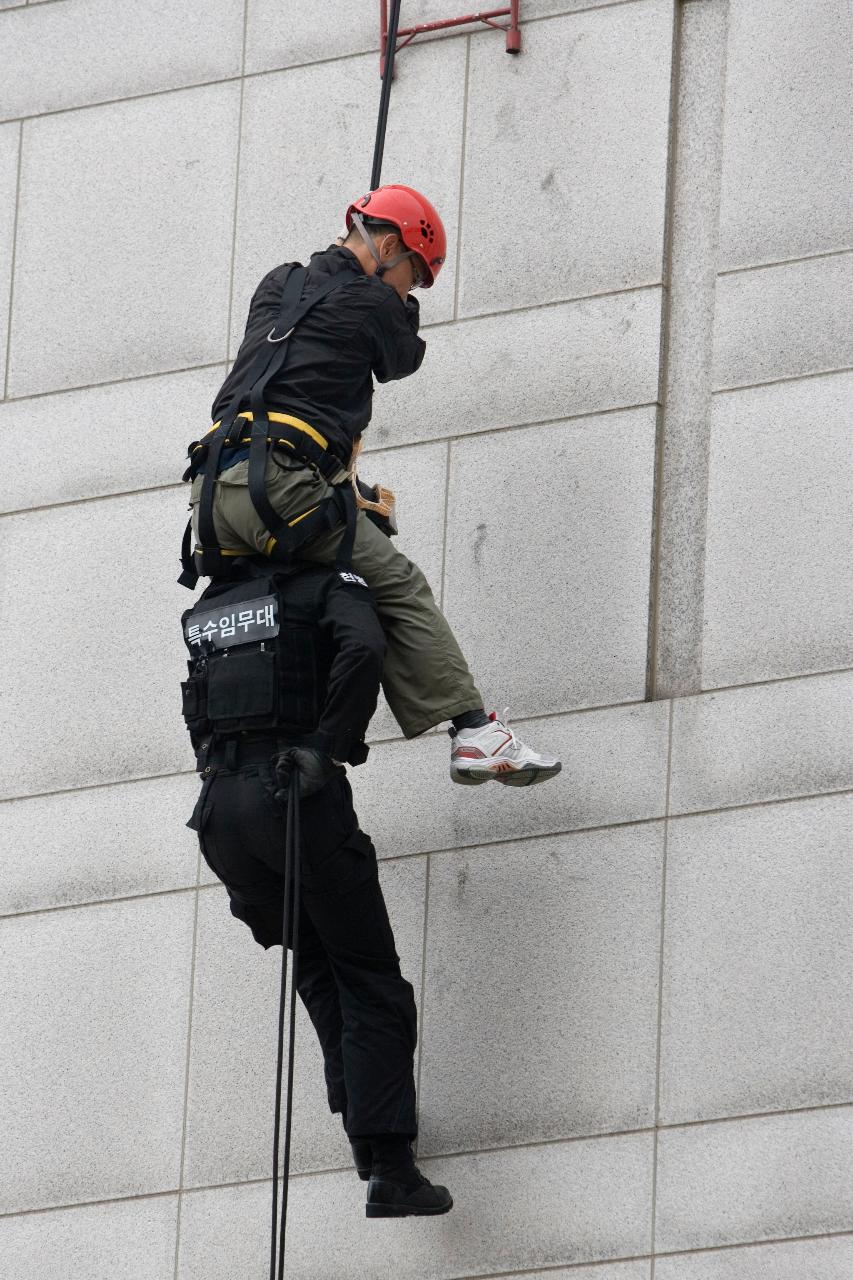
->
<box><xmin>180</xmin><ymin>564</ymin><xmax>332</xmax><ymax>749</ymax></box>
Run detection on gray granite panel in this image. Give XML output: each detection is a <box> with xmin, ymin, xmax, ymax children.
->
<box><xmin>0</xmin><ymin>366</ymin><xmax>226</xmax><ymax>512</ymax></box>
<box><xmin>0</xmin><ymin>0</ymin><xmax>244</xmax><ymax>122</ymax></box>
<box><xmin>655</xmin><ymin>1234</ymin><xmax>853</xmax><ymax>1280</ymax></box>
<box><xmin>0</xmin><ymin>122</ymin><xmax>19</xmax><ymax>394</ymax></box>
<box><xmin>660</xmin><ymin>794</ymin><xmax>853</xmax><ymax>1124</ymax></box>
<box><xmin>702</xmin><ymin>373</ymin><xmax>853</xmax><ymax>686</ymax></box>
<box><xmin>351</xmin><ymin>703</ymin><xmax>669</xmax><ymax>860</ymax></box>
<box><xmin>0</xmin><ymin>1195</ymin><xmax>178</xmax><ymax>1280</ymax></box>
<box><xmin>232</xmin><ymin>39</ymin><xmax>465</xmax><ymax>344</ymax></box>
<box><xmin>442</xmin><ymin>410</ymin><xmax>656</xmax><ymax>719</ymax></box>
<box><xmin>0</xmin><ymin>892</ymin><xmax>195</xmax><ymax>1213</ymax></box>
<box><xmin>713</xmin><ymin>254</ymin><xmax>853</xmax><ymax>391</ymax></box>
<box><xmin>177</xmin><ymin>1133</ymin><xmax>653</xmax><ymax>1278</ymax></box>
<box><xmin>8</xmin><ymin>84</ymin><xmax>240</xmax><ymax>398</ymax></box>
<box><xmin>656</xmin><ymin>1107</ymin><xmax>853</xmax><ymax>1251</ymax></box>
<box><xmin>669</xmin><ymin>672</ymin><xmax>853</xmax><ymax>815</ymax></box>
<box><xmin>418</xmin><ymin>824</ymin><xmax>663</xmax><ymax>1154</ymax></box>
<box><xmin>718</xmin><ymin>0</ymin><xmax>853</xmax><ymax>270</ymax></box>
<box><xmin>0</xmin><ymin>488</ymin><xmax>197</xmax><ymax>799</ymax></box>
<box><xmin>458</xmin><ymin>1</ymin><xmax>672</xmax><ymax>316</ymax></box>
<box><xmin>183</xmin><ymin>858</ymin><xmax>426</xmax><ymax>1186</ymax></box>
<box><xmin>0</xmin><ymin>771</ymin><xmax>199</xmax><ymax>915</ymax></box>
<box><xmin>369</xmin><ymin>288</ymin><xmax>662</xmax><ymax>450</ymax></box>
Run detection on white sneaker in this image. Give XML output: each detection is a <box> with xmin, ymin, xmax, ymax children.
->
<box><xmin>450</xmin><ymin>711</ymin><xmax>562</xmax><ymax>787</ymax></box>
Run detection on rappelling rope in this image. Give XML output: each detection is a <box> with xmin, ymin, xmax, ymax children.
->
<box><xmin>371</xmin><ymin>0</ymin><xmax>403</xmax><ymax>189</ymax></box>
<box><xmin>269</xmin><ymin>767</ymin><xmax>302</xmax><ymax>1280</ymax></box>
<box><xmin>268</xmin><ymin>7</ymin><xmax>404</xmax><ymax>1270</ymax></box>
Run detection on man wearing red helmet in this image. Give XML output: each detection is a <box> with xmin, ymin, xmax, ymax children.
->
<box><xmin>188</xmin><ymin>184</ymin><xmax>560</xmax><ymax>786</ymax></box>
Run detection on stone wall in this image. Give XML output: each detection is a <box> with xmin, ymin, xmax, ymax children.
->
<box><xmin>0</xmin><ymin>2</ymin><xmax>851</xmax><ymax>1277</ymax></box>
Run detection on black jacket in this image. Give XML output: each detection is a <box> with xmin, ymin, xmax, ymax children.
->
<box><xmin>211</xmin><ymin>245</ymin><xmax>426</xmax><ymax>465</ymax></box>
<box><xmin>307</xmin><ymin>568</ymin><xmax>387</xmax><ymax>764</ymax></box>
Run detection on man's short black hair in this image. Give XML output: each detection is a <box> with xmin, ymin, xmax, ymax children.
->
<box><xmin>345</xmin><ymin>217</ymin><xmax>400</xmax><ymax>244</ymax></box>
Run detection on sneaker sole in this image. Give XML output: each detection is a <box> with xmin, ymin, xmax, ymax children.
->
<box><xmin>450</xmin><ymin>767</ymin><xmax>491</xmax><ymax>786</ymax></box>
<box><xmin>366</xmin><ymin>1197</ymin><xmax>453</xmax><ymax>1218</ymax></box>
<box><xmin>497</xmin><ymin>761</ymin><xmax>562</xmax><ymax>787</ymax></box>
<box><xmin>452</xmin><ymin>761</ymin><xmax>562</xmax><ymax>786</ymax></box>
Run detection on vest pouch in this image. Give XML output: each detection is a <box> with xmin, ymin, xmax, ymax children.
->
<box><xmin>181</xmin><ymin>657</ymin><xmax>210</xmax><ymax>731</ymax></box>
<box><xmin>207</xmin><ymin>646</ymin><xmax>277</xmax><ymax>724</ymax></box>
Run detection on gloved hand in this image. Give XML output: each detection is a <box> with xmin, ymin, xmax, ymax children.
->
<box><xmin>273</xmin><ymin>747</ymin><xmax>340</xmax><ymax>801</ymax></box>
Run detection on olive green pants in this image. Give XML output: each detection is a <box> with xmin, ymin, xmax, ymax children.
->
<box><xmin>190</xmin><ymin>453</ymin><xmax>482</xmax><ymax>738</ymax></box>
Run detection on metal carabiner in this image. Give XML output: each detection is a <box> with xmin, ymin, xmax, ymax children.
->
<box><xmin>267</xmin><ymin>325</ymin><xmax>294</xmax><ymax>344</ymax></box>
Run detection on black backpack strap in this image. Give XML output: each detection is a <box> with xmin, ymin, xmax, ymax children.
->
<box><xmin>214</xmin><ymin>265</ymin><xmax>307</xmax><ymax>431</ymax></box>
<box><xmin>333</xmin><ymin>484</ymin><xmax>358</xmax><ymax>573</ymax></box>
<box><xmin>178</xmin><ymin>516</ymin><xmax>197</xmax><ymax>589</ymax></box>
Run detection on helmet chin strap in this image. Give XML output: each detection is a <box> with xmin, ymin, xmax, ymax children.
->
<box><xmin>349</xmin><ymin>211</ymin><xmax>417</xmax><ymax>280</ymax></box>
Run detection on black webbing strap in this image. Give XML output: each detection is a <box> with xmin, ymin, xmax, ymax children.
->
<box><xmin>178</xmin><ymin>518</ymin><xmax>196</xmax><ymax>589</ymax></box>
<box><xmin>333</xmin><ymin>483</ymin><xmax>358</xmax><ymax>573</ymax></box>
<box><xmin>270</xmin><ymin>767</ymin><xmax>301</xmax><ymax>1280</ymax></box>
<box><xmin>219</xmin><ymin>264</ymin><xmax>306</xmax><ymax>433</ymax></box>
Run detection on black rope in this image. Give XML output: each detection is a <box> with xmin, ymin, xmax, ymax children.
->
<box><xmin>371</xmin><ymin>0</ymin><xmax>403</xmax><ymax>189</ymax></box>
<box><xmin>270</xmin><ymin>768</ymin><xmax>301</xmax><ymax>1280</ymax></box>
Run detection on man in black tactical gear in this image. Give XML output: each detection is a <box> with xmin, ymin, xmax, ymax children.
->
<box><xmin>181</xmin><ymin>554</ymin><xmax>453</xmax><ymax>1218</ymax></box>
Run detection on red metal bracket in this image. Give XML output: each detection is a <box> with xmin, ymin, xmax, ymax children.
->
<box><xmin>379</xmin><ymin>1</ymin><xmax>521</xmax><ymax>75</ymax></box>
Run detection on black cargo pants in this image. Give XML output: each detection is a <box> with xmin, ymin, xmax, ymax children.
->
<box><xmin>188</xmin><ymin>750</ymin><xmax>418</xmax><ymax>1140</ymax></box>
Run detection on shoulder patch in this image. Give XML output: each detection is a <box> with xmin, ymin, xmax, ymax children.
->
<box><xmin>339</xmin><ymin>570</ymin><xmax>369</xmax><ymax>589</ymax></box>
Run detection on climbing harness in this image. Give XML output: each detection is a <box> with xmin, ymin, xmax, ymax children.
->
<box><xmin>177</xmin><ymin>262</ymin><xmax>358</xmax><ymax>590</ymax></box>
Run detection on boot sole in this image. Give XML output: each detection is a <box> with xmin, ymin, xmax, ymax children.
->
<box><xmin>366</xmin><ymin>1197</ymin><xmax>453</xmax><ymax>1218</ymax></box>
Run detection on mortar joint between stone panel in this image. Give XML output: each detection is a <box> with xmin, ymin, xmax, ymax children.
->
<box><xmin>438</xmin><ymin>439</ymin><xmax>452</xmax><ymax>611</ymax></box>
<box><xmin>222</xmin><ymin>0</ymin><xmax>250</xmax><ymax>365</ymax></box>
<box><xmin>717</xmin><ymin>243</ymin><xmax>853</xmax><ymax>279</ymax></box>
<box><xmin>452</xmin><ymin>35</ymin><xmax>472</xmax><ymax>323</ymax></box>
<box><xmin>2</xmin><ymin>121</ymin><xmax>23</xmax><ymax>401</ymax></box>
<box><xmin>645</xmin><ymin>0</ymin><xmax>686</xmax><ymax>704</ymax></box>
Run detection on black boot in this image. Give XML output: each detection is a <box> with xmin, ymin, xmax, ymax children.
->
<box><xmin>366</xmin><ymin>1136</ymin><xmax>453</xmax><ymax>1218</ymax></box>
<box><xmin>349</xmin><ymin>1138</ymin><xmax>373</xmax><ymax>1182</ymax></box>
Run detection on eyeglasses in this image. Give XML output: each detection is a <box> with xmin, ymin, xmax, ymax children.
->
<box><xmin>409</xmin><ymin>255</ymin><xmax>425</xmax><ymax>289</ymax></box>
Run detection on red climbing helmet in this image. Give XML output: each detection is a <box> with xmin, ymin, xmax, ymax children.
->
<box><xmin>345</xmin><ymin>184</ymin><xmax>447</xmax><ymax>287</ymax></box>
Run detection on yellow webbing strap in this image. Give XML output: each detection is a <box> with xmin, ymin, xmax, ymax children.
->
<box><xmin>199</xmin><ymin>410</ymin><xmax>329</xmax><ymax>452</ymax></box>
